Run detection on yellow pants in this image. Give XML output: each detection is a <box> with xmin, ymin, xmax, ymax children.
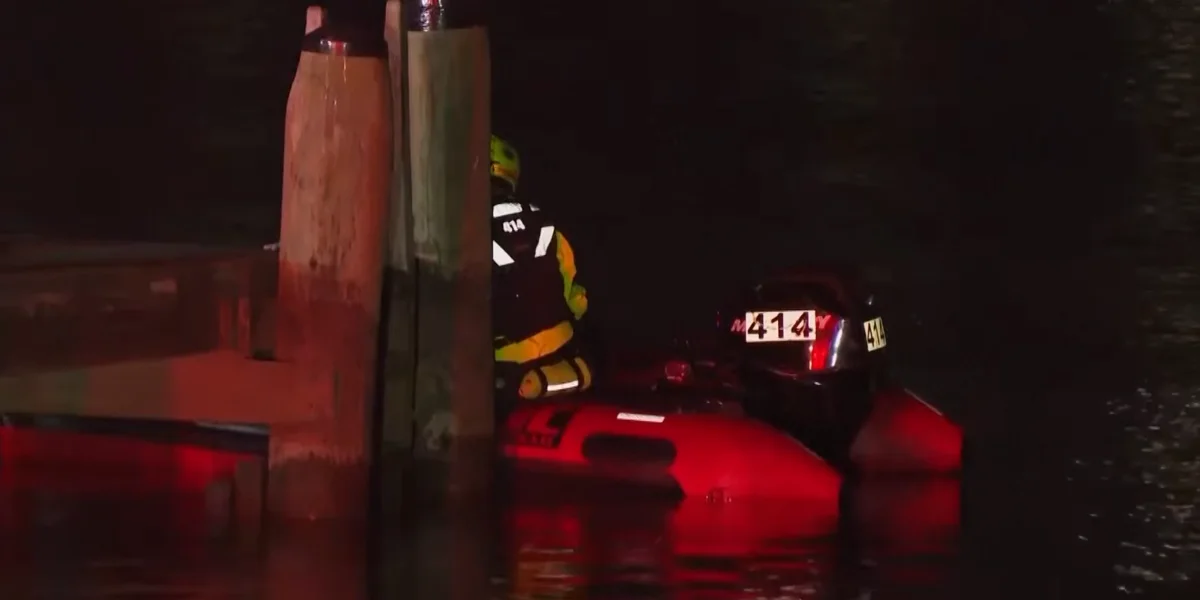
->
<box><xmin>516</xmin><ymin>356</ymin><xmax>593</xmax><ymax>400</ymax></box>
<box><xmin>496</xmin><ymin>321</ymin><xmax>574</xmax><ymax>363</ymax></box>
<box><xmin>496</xmin><ymin>320</ymin><xmax>593</xmax><ymax>400</ymax></box>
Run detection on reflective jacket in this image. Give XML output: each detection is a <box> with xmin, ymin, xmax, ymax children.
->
<box><xmin>492</xmin><ymin>199</ymin><xmax>588</xmax><ymax>363</ymax></box>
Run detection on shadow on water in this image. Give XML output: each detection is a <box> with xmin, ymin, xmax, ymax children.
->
<box><xmin>0</xmin><ymin>424</ymin><xmax>961</xmax><ymax>599</ymax></box>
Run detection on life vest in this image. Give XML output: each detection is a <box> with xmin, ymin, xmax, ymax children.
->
<box><xmin>492</xmin><ymin>200</ymin><xmax>573</xmax><ymax>347</ymax></box>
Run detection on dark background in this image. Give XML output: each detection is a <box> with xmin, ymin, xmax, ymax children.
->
<box><xmin>3</xmin><ymin>0</ymin><xmax>1199</xmax><ymax>593</ymax></box>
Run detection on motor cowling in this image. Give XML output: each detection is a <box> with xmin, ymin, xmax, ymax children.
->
<box><xmin>716</xmin><ymin>267</ymin><xmax>889</xmax><ymax>380</ymax></box>
<box><xmin>657</xmin><ymin>266</ymin><xmax>961</xmax><ymax>475</ymax></box>
<box><xmin>710</xmin><ymin>267</ymin><xmax>894</xmax><ymax>467</ymax></box>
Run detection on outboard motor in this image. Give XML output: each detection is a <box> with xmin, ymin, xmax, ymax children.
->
<box><xmin>655</xmin><ymin>265</ymin><xmax>961</xmax><ymax>476</ymax></box>
<box><xmin>696</xmin><ymin>266</ymin><xmax>962</xmax><ymax>475</ymax></box>
<box><xmin>711</xmin><ymin>267</ymin><xmax>888</xmax><ymax>469</ymax></box>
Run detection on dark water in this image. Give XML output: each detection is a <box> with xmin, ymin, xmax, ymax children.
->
<box><xmin>0</xmin><ymin>427</ymin><xmax>960</xmax><ymax>600</ymax></box>
<box><xmin>4</xmin><ymin>0</ymin><xmax>1200</xmax><ymax>596</ymax></box>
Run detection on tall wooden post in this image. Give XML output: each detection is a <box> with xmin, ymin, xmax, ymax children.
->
<box><xmin>405</xmin><ymin>5</ymin><xmax>493</xmax><ymax>595</ymax></box>
<box><xmin>405</xmin><ymin>0</ymin><xmax>493</xmax><ymax>488</ymax></box>
<box><xmin>270</xmin><ymin>5</ymin><xmax>392</xmax><ymax>523</ymax></box>
<box><xmin>378</xmin><ymin>0</ymin><xmax>416</xmax><ymax>464</ymax></box>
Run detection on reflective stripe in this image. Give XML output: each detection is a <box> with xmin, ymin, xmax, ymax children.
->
<box><xmin>546</xmin><ymin>380</ymin><xmax>579</xmax><ymax>392</ymax></box>
<box><xmin>617</xmin><ymin>413</ymin><xmax>665</xmax><ymax>423</ymax></box>
<box><xmin>529</xmin><ymin>204</ymin><xmax>541</xmax><ymax>212</ymax></box>
<box><xmin>517</xmin><ymin>360</ymin><xmax>581</xmax><ymax>399</ymax></box>
<box><xmin>493</xmin><ymin>202</ymin><xmax>522</xmax><ymax>218</ymax></box>
<box><xmin>534</xmin><ymin>225</ymin><xmax>555</xmax><ymax>257</ymax></box>
<box><xmin>493</xmin><ymin>241</ymin><xmax>515</xmax><ymax>266</ymax></box>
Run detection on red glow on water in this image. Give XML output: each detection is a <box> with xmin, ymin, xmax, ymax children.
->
<box><xmin>0</xmin><ymin>425</ymin><xmax>249</xmax><ymax>493</ymax></box>
<box><xmin>0</xmin><ymin>423</ymin><xmax>259</xmax><ymax>542</ymax></box>
<box><xmin>857</xmin><ymin>478</ymin><xmax>959</xmax><ymax>551</ymax></box>
<box><xmin>503</xmin><ymin>480</ymin><xmax>959</xmax><ymax>598</ymax></box>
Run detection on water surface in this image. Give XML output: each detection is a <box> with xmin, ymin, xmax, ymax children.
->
<box><xmin>0</xmin><ymin>431</ymin><xmax>961</xmax><ymax>599</ymax></box>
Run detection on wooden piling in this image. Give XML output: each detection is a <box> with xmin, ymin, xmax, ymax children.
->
<box><xmin>378</xmin><ymin>0</ymin><xmax>416</xmax><ymax>465</ymax></box>
<box><xmin>270</xmin><ymin>6</ymin><xmax>392</xmax><ymax>523</ymax></box>
<box><xmin>404</xmin><ymin>0</ymin><xmax>494</xmax><ymax>495</ymax></box>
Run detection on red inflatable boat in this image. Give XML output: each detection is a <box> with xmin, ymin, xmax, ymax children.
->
<box><xmin>850</xmin><ymin>386</ymin><xmax>962</xmax><ymax>475</ymax></box>
<box><xmin>499</xmin><ymin>382</ymin><xmax>960</xmax><ymax>504</ymax></box>
<box><xmin>499</xmin><ymin>265</ymin><xmax>963</xmax><ymax>497</ymax></box>
<box><xmin>500</xmin><ymin>395</ymin><xmax>842</xmax><ymax>505</ymax></box>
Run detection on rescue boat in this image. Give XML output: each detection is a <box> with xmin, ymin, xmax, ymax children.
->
<box><xmin>500</xmin><ymin>392</ymin><xmax>843</xmax><ymax>506</ymax></box>
<box><xmin>691</xmin><ymin>265</ymin><xmax>963</xmax><ymax>474</ymax></box>
<box><xmin>499</xmin><ymin>265</ymin><xmax>962</xmax><ymax>498</ymax></box>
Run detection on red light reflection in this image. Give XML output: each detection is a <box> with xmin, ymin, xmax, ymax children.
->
<box><xmin>0</xmin><ymin>425</ymin><xmax>246</xmax><ymax>493</ymax></box>
<box><xmin>0</xmin><ymin>424</ymin><xmax>254</xmax><ymax>537</ymax></box>
<box><xmin>503</xmin><ymin>479</ymin><xmax>960</xmax><ymax>599</ymax></box>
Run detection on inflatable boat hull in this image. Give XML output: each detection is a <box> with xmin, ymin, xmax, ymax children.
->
<box><xmin>851</xmin><ymin>387</ymin><xmax>963</xmax><ymax>475</ymax></box>
<box><xmin>501</xmin><ymin>398</ymin><xmax>842</xmax><ymax>505</ymax></box>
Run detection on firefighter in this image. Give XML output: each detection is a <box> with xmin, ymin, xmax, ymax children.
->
<box><xmin>490</xmin><ymin>135</ymin><xmax>593</xmax><ymax>403</ymax></box>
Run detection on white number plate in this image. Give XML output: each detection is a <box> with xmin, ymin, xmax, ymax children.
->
<box><xmin>863</xmin><ymin>317</ymin><xmax>887</xmax><ymax>352</ymax></box>
<box><xmin>744</xmin><ymin>310</ymin><xmax>817</xmax><ymax>343</ymax></box>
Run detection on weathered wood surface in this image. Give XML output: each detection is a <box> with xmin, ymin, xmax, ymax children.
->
<box><xmin>0</xmin><ymin>246</ymin><xmax>276</xmax><ymax>374</ymax></box>
<box><xmin>0</xmin><ymin>236</ymin><xmax>258</xmax><ymax>269</ymax></box>
<box><xmin>269</xmin><ymin>5</ymin><xmax>394</xmax><ymax>521</ymax></box>
<box><xmin>406</xmin><ymin>26</ymin><xmax>493</xmax><ymax>462</ymax></box>
<box><xmin>0</xmin><ymin>242</ymin><xmax>307</xmax><ymax>426</ymax></box>
<box><xmin>380</xmin><ymin>0</ymin><xmax>417</xmax><ymax>455</ymax></box>
<box><xmin>0</xmin><ymin>350</ymin><xmax>326</xmax><ymax>425</ymax></box>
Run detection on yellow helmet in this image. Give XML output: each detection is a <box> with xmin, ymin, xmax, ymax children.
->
<box><xmin>490</xmin><ymin>135</ymin><xmax>521</xmax><ymax>193</ymax></box>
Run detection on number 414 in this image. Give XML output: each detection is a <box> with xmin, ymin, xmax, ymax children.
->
<box><xmin>745</xmin><ymin>310</ymin><xmax>816</xmax><ymax>342</ymax></box>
